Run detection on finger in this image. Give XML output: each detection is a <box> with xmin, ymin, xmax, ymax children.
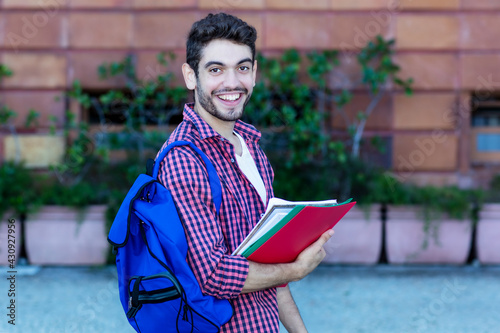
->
<box><xmin>319</xmin><ymin>248</ymin><xmax>326</xmax><ymax>260</ymax></box>
<box><xmin>315</xmin><ymin>229</ymin><xmax>334</xmax><ymax>247</ymax></box>
<box><xmin>299</xmin><ymin>230</ymin><xmax>335</xmax><ymax>259</ymax></box>
<box><xmin>303</xmin><ymin>230</ymin><xmax>333</xmax><ymax>255</ymax></box>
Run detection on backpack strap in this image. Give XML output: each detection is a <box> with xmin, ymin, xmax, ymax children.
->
<box><xmin>153</xmin><ymin>140</ymin><xmax>222</xmax><ymax>215</ymax></box>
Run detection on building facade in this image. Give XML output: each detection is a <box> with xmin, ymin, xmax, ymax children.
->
<box><xmin>0</xmin><ymin>0</ymin><xmax>499</xmax><ymax>187</ymax></box>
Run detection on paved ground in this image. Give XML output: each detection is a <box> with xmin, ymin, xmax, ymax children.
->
<box><xmin>0</xmin><ymin>263</ymin><xmax>499</xmax><ymax>333</ymax></box>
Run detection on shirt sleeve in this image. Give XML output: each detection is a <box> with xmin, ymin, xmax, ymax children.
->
<box><xmin>158</xmin><ymin>146</ymin><xmax>249</xmax><ymax>299</ymax></box>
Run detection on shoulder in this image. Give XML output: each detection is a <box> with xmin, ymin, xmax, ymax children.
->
<box><xmin>167</xmin><ymin>119</ymin><xmax>199</xmax><ymax>144</ymax></box>
<box><xmin>159</xmin><ymin>144</ymin><xmax>206</xmax><ymax>181</ymax></box>
<box><xmin>156</xmin><ymin>119</ymin><xmax>202</xmax><ymax>168</ymax></box>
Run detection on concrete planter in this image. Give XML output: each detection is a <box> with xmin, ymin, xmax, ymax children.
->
<box><xmin>0</xmin><ymin>213</ymin><xmax>22</xmax><ymax>266</ymax></box>
<box><xmin>322</xmin><ymin>205</ymin><xmax>382</xmax><ymax>265</ymax></box>
<box><xmin>475</xmin><ymin>204</ymin><xmax>500</xmax><ymax>265</ymax></box>
<box><xmin>386</xmin><ymin>206</ymin><xmax>472</xmax><ymax>265</ymax></box>
<box><xmin>25</xmin><ymin>205</ymin><xmax>109</xmax><ymax>265</ymax></box>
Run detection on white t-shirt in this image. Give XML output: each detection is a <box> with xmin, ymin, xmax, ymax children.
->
<box><xmin>234</xmin><ymin>132</ymin><xmax>267</xmax><ymax>204</ymax></box>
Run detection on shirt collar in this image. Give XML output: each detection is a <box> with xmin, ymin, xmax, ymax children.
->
<box><xmin>182</xmin><ymin>103</ymin><xmax>262</xmax><ymax>142</ymax></box>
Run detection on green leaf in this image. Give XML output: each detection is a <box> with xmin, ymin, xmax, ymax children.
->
<box><xmin>48</xmin><ymin>115</ymin><xmax>58</xmax><ymax>135</ymax></box>
<box><xmin>0</xmin><ymin>106</ymin><xmax>17</xmax><ymax>125</ymax></box>
<box><xmin>356</xmin><ymin>111</ymin><xmax>367</xmax><ymax>121</ymax></box>
<box><xmin>0</xmin><ymin>64</ymin><xmax>13</xmax><ymax>79</ymax></box>
<box><xmin>25</xmin><ymin>109</ymin><xmax>40</xmax><ymax>128</ymax></box>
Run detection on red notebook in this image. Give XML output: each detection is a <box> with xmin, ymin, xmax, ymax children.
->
<box><xmin>246</xmin><ymin>201</ymin><xmax>356</xmax><ymax>264</ymax></box>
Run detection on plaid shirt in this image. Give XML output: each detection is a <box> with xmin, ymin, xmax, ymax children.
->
<box><xmin>157</xmin><ymin>104</ymin><xmax>279</xmax><ymax>332</ymax></box>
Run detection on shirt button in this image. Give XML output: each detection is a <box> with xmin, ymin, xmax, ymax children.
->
<box><xmin>231</xmin><ymin>158</ymin><xmax>235</xmax><ymax>163</ymax></box>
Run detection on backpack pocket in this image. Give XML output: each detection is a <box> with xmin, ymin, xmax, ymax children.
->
<box><xmin>127</xmin><ymin>273</ymin><xmax>223</xmax><ymax>333</ymax></box>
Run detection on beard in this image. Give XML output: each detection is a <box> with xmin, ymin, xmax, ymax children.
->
<box><xmin>195</xmin><ymin>80</ymin><xmax>251</xmax><ymax>122</ymax></box>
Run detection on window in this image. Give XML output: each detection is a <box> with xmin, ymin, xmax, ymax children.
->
<box><xmin>81</xmin><ymin>90</ymin><xmax>184</xmax><ymax>127</ymax></box>
<box><xmin>69</xmin><ymin>88</ymin><xmax>186</xmax><ymax>162</ymax></box>
<box><xmin>471</xmin><ymin>93</ymin><xmax>500</xmax><ymax>164</ymax></box>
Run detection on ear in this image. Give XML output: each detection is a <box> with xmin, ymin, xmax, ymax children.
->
<box><xmin>252</xmin><ymin>60</ymin><xmax>257</xmax><ymax>87</ymax></box>
<box><xmin>182</xmin><ymin>63</ymin><xmax>196</xmax><ymax>90</ymax></box>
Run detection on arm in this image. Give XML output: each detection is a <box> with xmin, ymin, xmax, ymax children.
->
<box><xmin>277</xmin><ymin>285</ymin><xmax>307</xmax><ymax>333</ymax></box>
<box><xmin>241</xmin><ymin>229</ymin><xmax>333</xmax><ymax>293</ymax></box>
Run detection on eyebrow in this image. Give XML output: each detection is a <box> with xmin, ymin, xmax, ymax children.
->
<box><xmin>204</xmin><ymin>58</ymin><xmax>253</xmax><ymax>69</ymax></box>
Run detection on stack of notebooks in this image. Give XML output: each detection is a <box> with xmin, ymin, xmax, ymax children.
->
<box><xmin>233</xmin><ymin>198</ymin><xmax>356</xmax><ymax>263</ymax></box>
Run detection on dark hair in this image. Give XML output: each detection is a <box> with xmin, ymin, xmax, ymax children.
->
<box><xmin>186</xmin><ymin>13</ymin><xmax>257</xmax><ymax>77</ymax></box>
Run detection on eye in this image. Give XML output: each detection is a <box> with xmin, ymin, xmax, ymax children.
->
<box><xmin>239</xmin><ymin>65</ymin><xmax>250</xmax><ymax>72</ymax></box>
<box><xmin>209</xmin><ymin>67</ymin><xmax>222</xmax><ymax>73</ymax></box>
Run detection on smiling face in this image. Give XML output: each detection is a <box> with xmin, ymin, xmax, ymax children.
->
<box><xmin>182</xmin><ymin>39</ymin><xmax>257</xmax><ymax>124</ymax></box>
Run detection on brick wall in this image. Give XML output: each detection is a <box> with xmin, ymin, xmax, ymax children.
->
<box><xmin>1</xmin><ymin>0</ymin><xmax>500</xmax><ymax>185</ymax></box>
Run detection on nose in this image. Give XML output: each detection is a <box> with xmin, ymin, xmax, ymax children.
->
<box><xmin>223</xmin><ymin>69</ymin><xmax>239</xmax><ymax>89</ymax></box>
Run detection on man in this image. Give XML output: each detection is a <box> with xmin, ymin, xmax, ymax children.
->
<box><xmin>157</xmin><ymin>13</ymin><xmax>333</xmax><ymax>332</ymax></box>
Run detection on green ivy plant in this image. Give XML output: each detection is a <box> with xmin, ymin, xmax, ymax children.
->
<box><xmin>93</xmin><ymin>52</ymin><xmax>186</xmax><ymax>158</ymax></box>
<box><xmin>245</xmin><ymin>50</ymin><xmax>328</xmax><ymax>167</ymax></box>
<box><xmin>0</xmin><ymin>65</ymin><xmax>40</xmax><ymax>217</ymax></box>
<box><xmin>349</xmin><ymin>37</ymin><xmax>412</xmax><ymax>157</ymax></box>
<box><xmin>331</xmin><ymin>36</ymin><xmax>413</xmax><ymax>158</ymax></box>
<box><xmin>486</xmin><ymin>174</ymin><xmax>500</xmax><ymax>203</ymax></box>
<box><xmin>0</xmin><ymin>64</ymin><xmax>20</xmax><ymax>163</ymax></box>
<box><xmin>244</xmin><ymin>50</ymin><xmax>350</xmax><ymax>170</ymax></box>
<box><xmin>0</xmin><ymin>161</ymin><xmax>40</xmax><ymax>219</ymax></box>
<box><xmin>242</xmin><ymin>50</ymin><xmax>348</xmax><ymax>200</ymax></box>
<box><xmin>414</xmin><ymin>185</ymin><xmax>482</xmax><ymax>249</ymax></box>
<box><xmin>0</xmin><ymin>64</ymin><xmax>13</xmax><ymax>79</ymax></box>
<box><xmin>373</xmin><ymin>173</ymin><xmax>483</xmax><ymax>248</ymax></box>
<box><xmin>52</xmin><ymin>52</ymin><xmax>186</xmax><ymax>186</ymax></box>
<box><xmin>61</xmin><ymin>53</ymin><xmax>187</xmax><ymax>226</ymax></box>
<box><xmin>244</xmin><ymin>36</ymin><xmax>412</xmax><ymax>201</ymax></box>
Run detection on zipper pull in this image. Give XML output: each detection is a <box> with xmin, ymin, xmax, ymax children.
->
<box><xmin>182</xmin><ymin>304</ymin><xmax>189</xmax><ymax>321</ymax></box>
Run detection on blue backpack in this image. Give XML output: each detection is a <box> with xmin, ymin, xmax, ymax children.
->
<box><xmin>108</xmin><ymin>141</ymin><xmax>234</xmax><ymax>333</ymax></box>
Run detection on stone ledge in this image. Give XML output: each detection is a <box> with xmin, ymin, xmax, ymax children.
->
<box><xmin>4</xmin><ymin>134</ymin><xmax>65</xmax><ymax>168</ymax></box>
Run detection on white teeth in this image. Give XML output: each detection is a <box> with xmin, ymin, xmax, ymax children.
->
<box><xmin>218</xmin><ymin>94</ymin><xmax>240</xmax><ymax>101</ymax></box>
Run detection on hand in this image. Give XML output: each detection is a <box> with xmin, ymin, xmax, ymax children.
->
<box><xmin>243</xmin><ymin>229</ymin><xmax>334</xmax><ymax>293</ymax></box>
<box><xmin>291</xmin><ymin>229</ymin><xmax>334</xmax><ymax>281</ymax></box>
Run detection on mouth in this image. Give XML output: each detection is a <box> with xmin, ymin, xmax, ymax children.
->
<box><xmin>216</xmin><ymin>93</ymin><xmax>243</xmax><ymax>104</ymax></box>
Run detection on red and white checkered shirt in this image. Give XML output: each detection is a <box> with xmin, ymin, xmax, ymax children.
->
<box><xmin>157</xmin><ymin>104</ymin><xmax>279</xmax><ymax>332</ymax></box>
